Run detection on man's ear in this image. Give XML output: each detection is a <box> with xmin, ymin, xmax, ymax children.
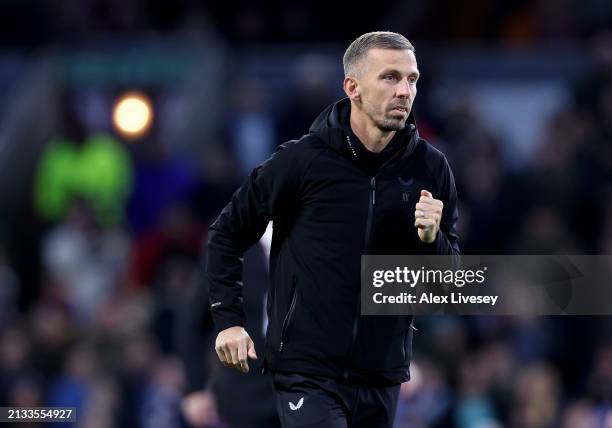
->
<box><xmin>343</xmin><ymin>77</ymin><xmax>361</xmax><ymax>102</ymax></box>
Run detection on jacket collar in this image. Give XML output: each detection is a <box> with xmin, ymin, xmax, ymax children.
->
<box><xmin>308</xmin><ymin>98</ymin><xmax>419</xmax><ymax>162</ymax></box>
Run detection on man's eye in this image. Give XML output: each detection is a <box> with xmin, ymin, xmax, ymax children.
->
<box><xmin>383</xmin><ymin>75</ymin><xmax>395</xmax><ymax>81</ymax></box>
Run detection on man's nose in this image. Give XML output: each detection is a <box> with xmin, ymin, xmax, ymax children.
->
<box><xmin>396</xmin><ymin>78</ymin><xmax>411</xmax><ymax>98</ymax></box>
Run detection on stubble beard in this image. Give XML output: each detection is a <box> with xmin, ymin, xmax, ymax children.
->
<box><xmin>376</xmin><ymin>110</ymin><xmax>408</xmax><ymax>132</ymax></box>
<box><xmin>363</xmin><ymin>99</ymin><xmax>408</xmax><ymax>132</ymax></box>
<box><xmin>377</xmin><ymin>115</ymin><xmax>406</xmax><ymax>132</ymax></box>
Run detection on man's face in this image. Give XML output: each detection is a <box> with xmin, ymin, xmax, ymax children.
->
<box><xmin>354</xmin><ymin>48</ymin><xmax>419</xmax><ymax>132</ymax></box>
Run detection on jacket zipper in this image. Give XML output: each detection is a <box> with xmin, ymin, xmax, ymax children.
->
<box><xmin>365</xmin><ymin>177</ymin><xmax>376</xmax><ymax>247</ymax></box>
<box><xmin>279</xmin><ymin>279</ymin><xmax>298</xmax><ymax>353</ymax></box>
<box><xmin>341</xmin><ymin>133</ymin><xmax>409</xmax><ymax>378</ymax></box>
<box><xmin>344</xmin><ymin>176</ymin><xmax>376</xmax><ymax>378</ymax></box>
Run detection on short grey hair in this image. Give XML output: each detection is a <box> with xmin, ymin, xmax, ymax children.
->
<box><xmin>343</xmin><ymin>31</ymin><xmax>415</xmax><ymax>77</ymax></box>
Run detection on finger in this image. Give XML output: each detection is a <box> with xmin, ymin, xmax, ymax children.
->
<box><xmin>229</xmin><ymin>343</ymin><xmax>240</xmax><ymax>367</ymax></box>
<box><xmin>222</xmin><ymin>350</ymin><xmax>234</xmax><ymax>367</ymax></box>
<box><xmin>247</xmin><ymin>339</ymin><xmax>258</xmax><ymax>360</ymax></box>
<box><xmin>418</xmin><ymin>196</ymin><xmax>443</xmax><ymax>207</ymax></box>
<box><xmin>238</xmin><ymin>342</ymin><xmax>249</xmax><ymax>373</ymax></box>
<box><xmin>415</xmin><ymin>218</ymin><xmax>436</xmax><ymax>229</ymax></box>
<box><xmin>420</xmin><ymin>189</ymin><xmax>433</xmax><ymax>198</ymax></box>
<box><xmin>414</xmin><ymin>210</ymin><xmax>440</xmax><ymax>222</ymax></box>
<box><xmin>215</xmin><ymin>345</ymin><xmax>229</xmax><ymax>365</ymax></box>
<box><xmin>415</xmin><ymin>202</ymin><xmax>442</xmax><ymax>214</ymax></box>
<box><xmin>415</xmin><ymin>209</ymin><xmax>441</xmax><ymax>222</ymax></box>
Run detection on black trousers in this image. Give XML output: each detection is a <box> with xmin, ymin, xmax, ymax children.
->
<box><xmin>271</xmin><ymin>371</ymin><xmax>400</xmax><ymax>428</ymax></box>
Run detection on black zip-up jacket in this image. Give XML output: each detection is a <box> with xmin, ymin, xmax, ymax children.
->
<box><xmin>207</xmin><ymin>98</ymin><xmax>460</xmax><ymax>386</ymax></box>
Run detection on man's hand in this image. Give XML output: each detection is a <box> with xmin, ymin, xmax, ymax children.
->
<box><xmin>214</xmin><ymin>326</ymin><xmax>257</xmax><ymax>373</ymax></box>
<box><xmin>414</xmin><ymin>189</ymin><xmax>443</xmax><ymax>244</ymax></box>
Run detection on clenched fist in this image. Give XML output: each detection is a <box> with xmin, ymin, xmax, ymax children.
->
<box><xmin>214</xmin><ymin>326</ymin><xmax>258</xmax><ymax>373</ymax></box>
<box><xmin>414</xmin><ymin>189</ymin><xmax>443</xmax><ymax>244</ymax></box>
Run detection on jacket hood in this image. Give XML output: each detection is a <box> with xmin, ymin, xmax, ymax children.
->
<box><xmin>308</xmin><ymin>97</ymin><xmax>419</xmax><ymax>160</ymax></box>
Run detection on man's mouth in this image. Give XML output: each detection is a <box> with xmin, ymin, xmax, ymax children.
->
<box><xmin>390</xmin><ymin>106</ymin><xmax>408</xmax><ymax>114</ymax></box>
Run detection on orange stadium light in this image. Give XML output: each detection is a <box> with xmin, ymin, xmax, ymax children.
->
<box><xmin>112</xmin><ymin>92</ymin><xmax>153</xmax><ymax>140</ymax></box>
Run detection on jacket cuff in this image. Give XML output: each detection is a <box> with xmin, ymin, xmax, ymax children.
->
<box><xmin>211</xmin><ymin>311</ymin><xmax>245</xmax><ymax>334</ymax></box>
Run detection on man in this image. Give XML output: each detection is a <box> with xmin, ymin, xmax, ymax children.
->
<box><xmin>207</xmin><ymin>31</ymin><xmax>460</xmax><ymax>427</ymax></box>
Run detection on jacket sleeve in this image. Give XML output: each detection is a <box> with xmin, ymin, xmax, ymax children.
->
<box><xmin>206</xmin><ymin>142</ymin><xmax>299</xmax><ymax>333</ymax></box>
<box><xmin>433</xmin><ymin>156</ymin><xmax>461</xmax><ymax>260</ymax></box>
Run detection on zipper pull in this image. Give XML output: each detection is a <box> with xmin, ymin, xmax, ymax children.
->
<box><xmin>370</xmin><ymin>177</ymin><xmax>376</xmax><ymax>205</ymax></box>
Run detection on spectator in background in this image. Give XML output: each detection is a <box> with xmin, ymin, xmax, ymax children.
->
<box><xmin>34</xmin><ymin>85</ymin><xmax>133</xmax><ymax>226</ymax></box>
<box><xmin>140</xmin><ymin>357</ymin><xmax>185</xmax><ymax>428</ymax></box>
<box><xmin>0</xmin><ymin>326</ymin><xmax>36</xmax><ymax>406</ymax></box>
<box><xmin>275</xmin><ymin>54</ymin><xmax>338</xmax><ymax>144</ymax></box>
<box><xmin>79</xmin><ymin>376</ymin><xmax>121</xmax><ymax>428</ymax></box>
<box><xmin>27</xmin><ymin>302</ymin><xmax>78</xmax><ymax>384</ymax></box>
<box><xmin>76</xmin><ymin>134</ymin><xmax>133</xmax><ymax>226</ymax></box>
<box><xmin>42</xmin><ymin>199</ymin><xmax>130</xmax><ymax>323</ymax></box>
<box><xmin>453</xmin><ymin>352</ymin><xmax>500</xmax><ymax>428</ymax></box>
<box><xmin>560</xmin><ymin>400</ymin><xmax>599</xmax><ymax>428</ymax></box>
<box><xmin>128</xmin><ymin>202</ymin><xmax>204</xmax><ymax>289</ymax></box>
<box><xmin>439</xmin><ymin>101</ymin><xmax>508</xmax><ymax>253</ymax></box>
<box><xmin>191</xmin><ymin>142</ymin><xmax>242</xmax><ymax>227</ymax></box>
<box><xmin>585</xmin><ymin>343</ymin><xmax>612</xmax><ymax>406</ymax></box>
<box><xmin>46</xmin><ymin>344</ymin><xmax>99</xmax><ymax>426</ymax></box>
<box><xmin>509</xmin><ymin>363</ymin><xmax>561</xmax><ymax>428</ymax></box>
<box><xmin>126</xmin><ymin>139</ymin><xmax>199</xmax><ymax>237</ymax></box>
<box><xmin>34</xmin><ymin>133</ymin><xmax>133</xmax><ymax>227</ymax></box>
<box><xmin>226</xmin><ymin>78</ymin><xmax>277</xmax><ymax>177</ymax></box>
<box><xmin>394</xmin><ymin>360</ymin><xmax>452</xmax><ymax>428</ymax></box>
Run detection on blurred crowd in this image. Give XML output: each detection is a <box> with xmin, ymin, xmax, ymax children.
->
<box><xmin>0</xmin><ymin>2</ymin><xmax>612</xmax><ymax>428</ymax></box>
<box><xmin>2</xmin><ymin>0</ymin><xmax>612</xmax><ymax>46</ymax></box>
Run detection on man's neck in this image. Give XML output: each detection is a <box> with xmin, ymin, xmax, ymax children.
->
<box><xmin>349</xmin><ymin>110</ymin><xmax>395</xmax><ymax>154</ymax></box>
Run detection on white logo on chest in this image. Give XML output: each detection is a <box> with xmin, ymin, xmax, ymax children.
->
<box><xmin>289</xmin><ymin>397</ymin><xmax>304</xmax><ymax>411</ymax></box>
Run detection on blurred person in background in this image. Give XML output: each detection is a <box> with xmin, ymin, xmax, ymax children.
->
<box><xmin>275</xmin><ymin>54</ymin><xmax>338</xmax><ymax>144</ymax></box>
<box><xmin>393</xmin><ymin>360</ymin><xmax>452</xmax><ymax>428</ymax></box>
<box><xmin>453</xmin><ymin>351</ymin><xmax>500</xmax><ymax>428</ymax></box>
<box><xmin>560</xmin><ymin>400</ymin><xmax>599</xmax><ymax>428</ymax></box>
<box><xmin>41</xmin><ymin>198</ymin><xmax>130</xmax><ymax>324</ymax></box>
<box><xmin>207</xmin><ymin>31</ymin><xmax>459</xmax><ymax>427</ymax></box>
<box><xmin>0</xmin><ymin>326</ymin><xmax>37</xmax><ymax>406</ymax></box>
<box><xmin>46</xmin><ymin>343</ymin><xmax>100</xmax><ymax>427</ymax></box>
<box><xmin>128</xmin><ymin>202</ymin><xmax>204</xmax><ymax>290</ymax></box>
<box><xmin>508</xmin><ymin>363</ymin><xmax>561</xmax><ymax>428</ymax></box>
<box><xmin>140</xmin><ymin>356</ymin><xmax>185</xmax><ymax>428</ymax></box>
<box><xmin>34</xmin><ymin>93</ymin><xmax>133</xmax><ymax>227</ymax></box>
<box><xmin>126</xmin><ymin>138</ymin><xmax>200</xmax><ymax>239</ymax></box>
<box><xmin>226</xmin><ymin>78</ymin><xmax>277</xmax><ymax>177</ymax></box>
